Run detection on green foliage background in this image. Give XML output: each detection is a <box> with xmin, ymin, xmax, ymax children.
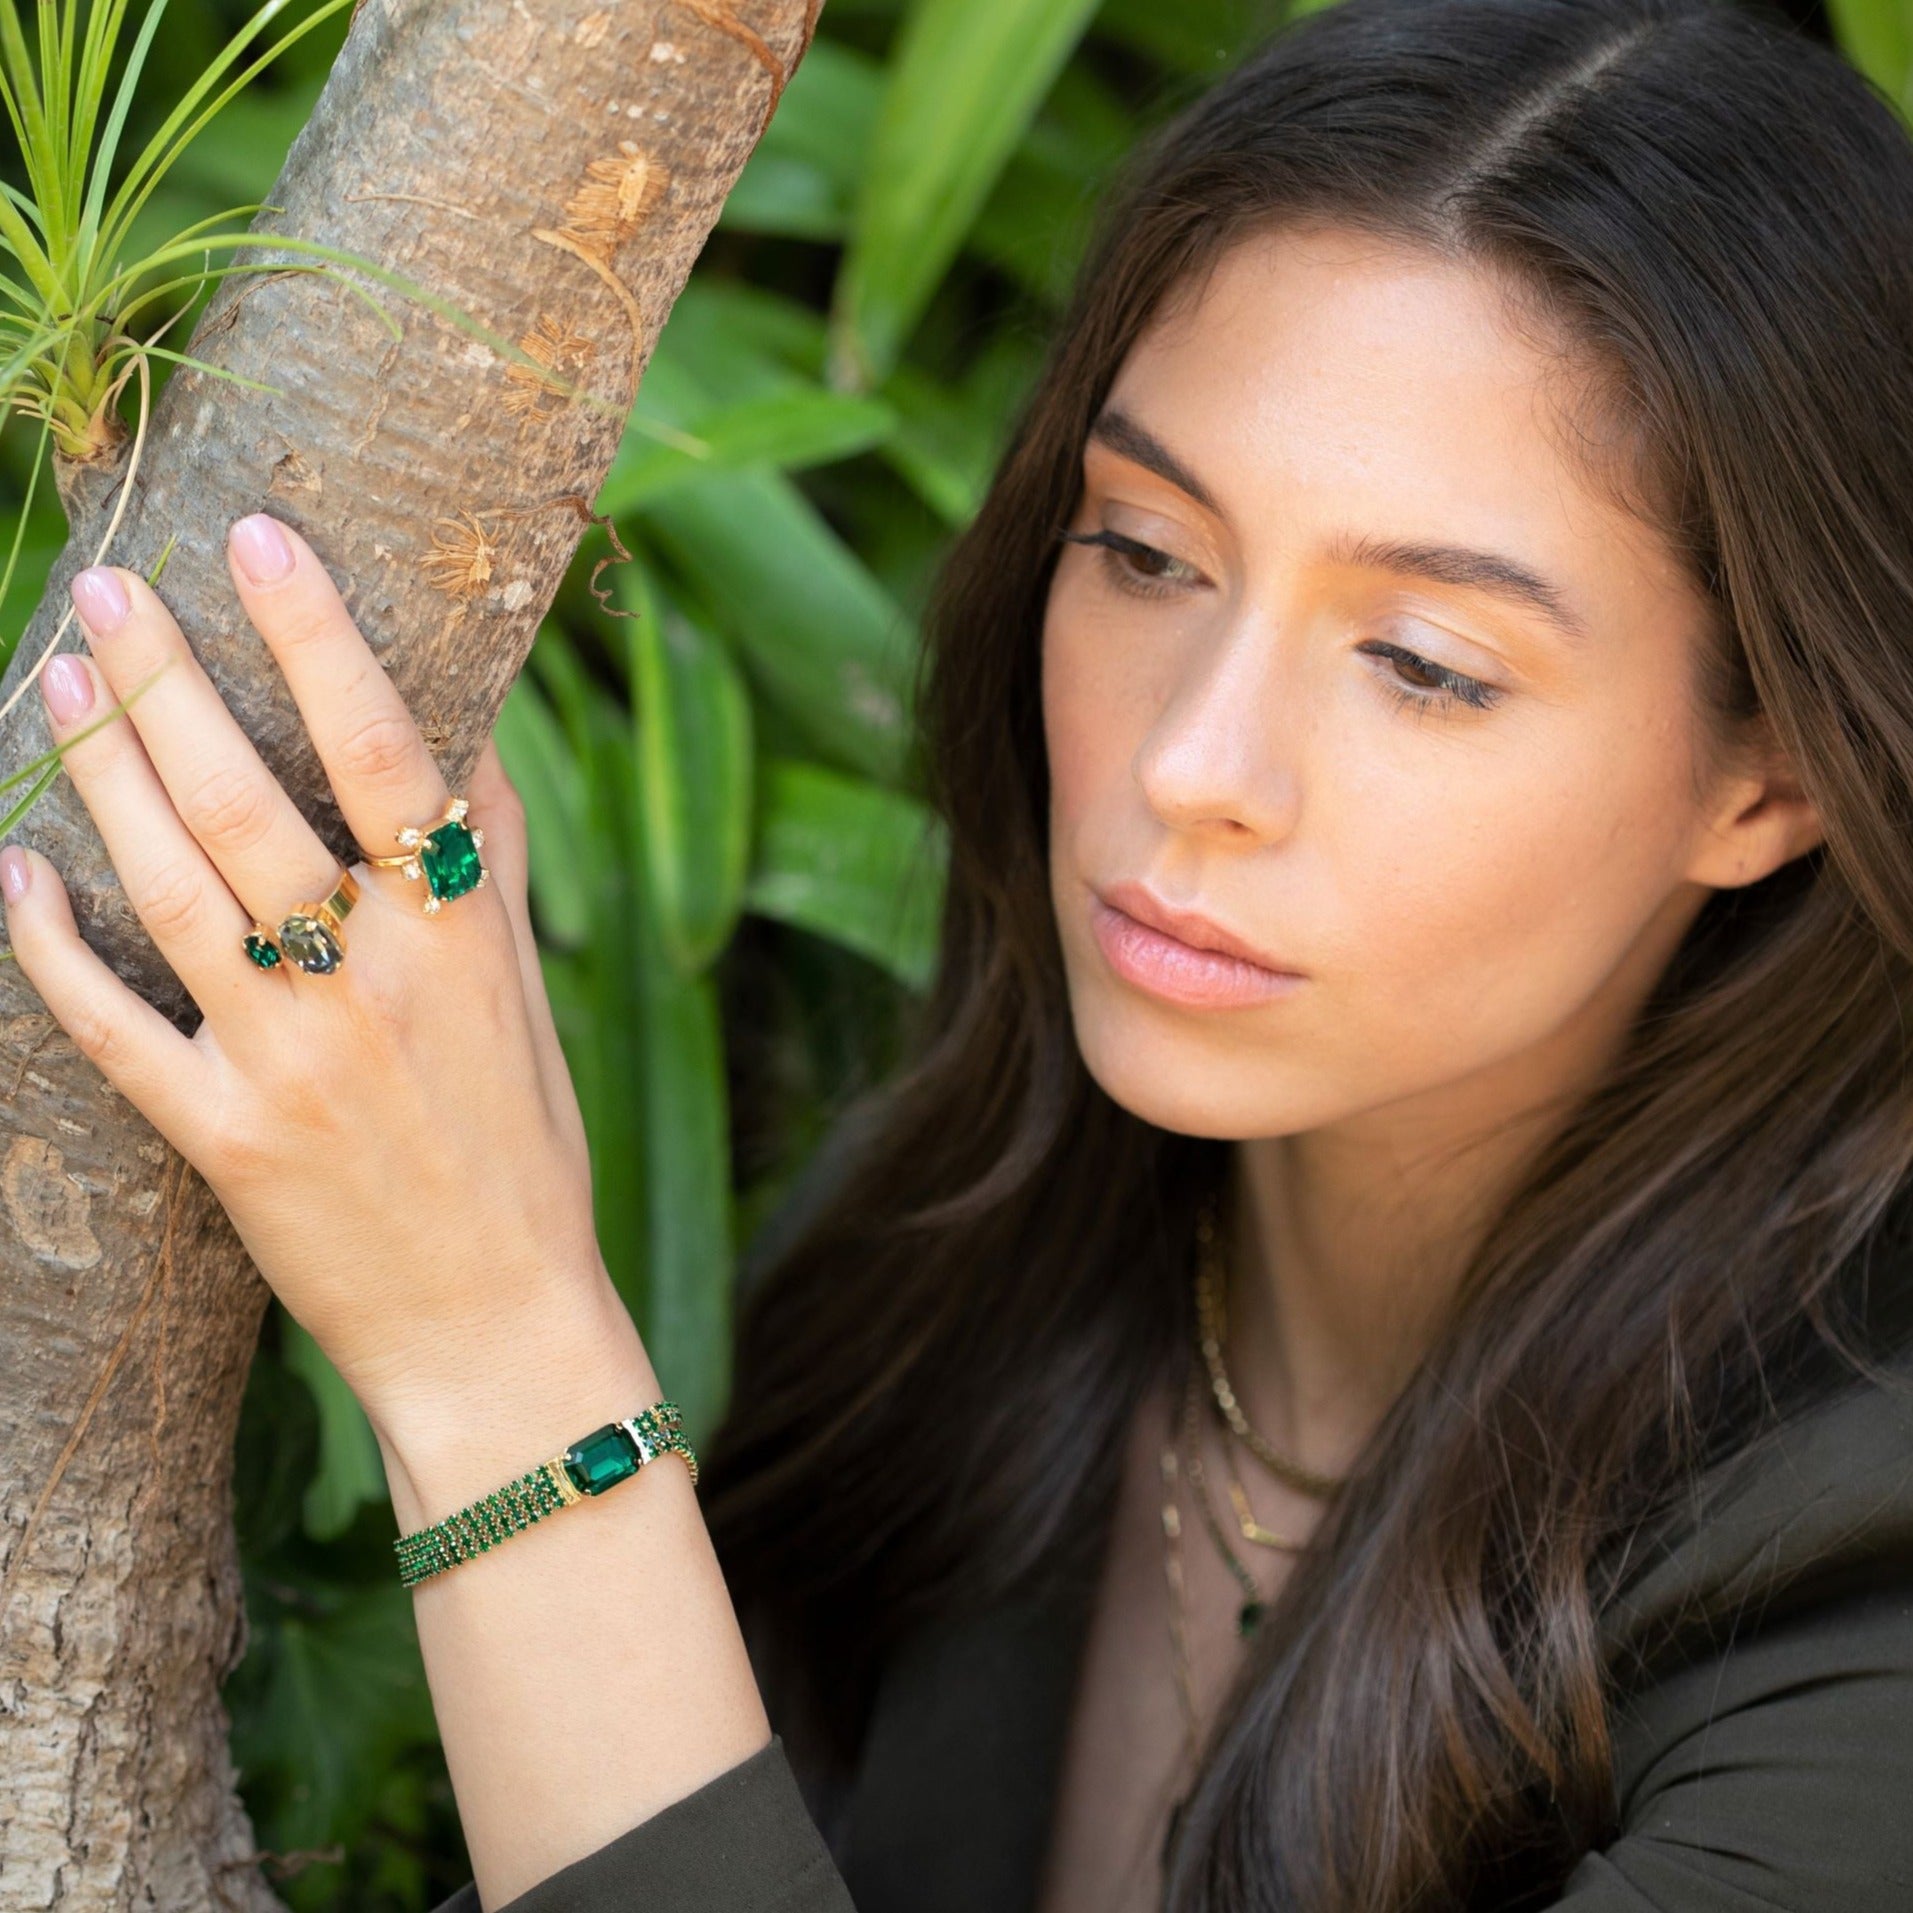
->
<box><xmin>0</xmin><ymin>0</ymin><xmax>1898</xmax><ymax>1901</ymax></box>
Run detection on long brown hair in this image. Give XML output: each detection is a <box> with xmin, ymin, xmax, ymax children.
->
<box><xmin>700</xmin><ymin>0</ymin><xmax>1913</xmax><ymax>1903</ymax></box>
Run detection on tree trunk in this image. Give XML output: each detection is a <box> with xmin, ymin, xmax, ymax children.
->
<box><xmin>0</xmin><ymin>1</ymin><xmax>817</xmax><ymax>1902</ymax></box>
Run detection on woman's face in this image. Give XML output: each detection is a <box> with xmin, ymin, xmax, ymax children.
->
<box><xmin>1043</xmin><ymin>221</ymin><xmax>1811</xmax><ymax>1145</ymax></box>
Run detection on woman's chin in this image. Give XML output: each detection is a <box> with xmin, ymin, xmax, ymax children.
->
<box><xmin>1065</xmin><ymin>992</ymin><xmax>1321</xmax><ymax>1140</ymax></box>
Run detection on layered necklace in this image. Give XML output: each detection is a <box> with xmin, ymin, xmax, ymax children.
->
<box><xmin>1158</xmin><ymin>1189</ymin><xmax>1347</xmax><ymax>1797</ymax></box>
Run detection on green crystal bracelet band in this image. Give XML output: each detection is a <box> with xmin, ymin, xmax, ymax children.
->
<box><xmin>393</xmin><ymin>1400</ymin><xmax>697</xmax><ymax>1590</ymax></box>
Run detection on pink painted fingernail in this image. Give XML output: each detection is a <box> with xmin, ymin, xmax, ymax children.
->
<box><xmin>70</xmin><ymin>566</ymin><xmax>129</xmax><ymax>635</ymax></box>
<box><xmin>42</xmin><ymin>654</ymin><xmax>94</xmax><ymax>722</ymax></box>
<box><xmin>232</xmin><ymin>513</ymin><xmax>294</xmax><ymax>585</ymax></box>
<box><xmin>0</xmin><ymin>846</ymin><xmax>29</xmax><ymax>901</ymax></box>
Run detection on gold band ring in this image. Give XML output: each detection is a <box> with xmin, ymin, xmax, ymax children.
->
<box><xmin>242</xmin><ymin>867</ymin><xmax>360</xmax><ymax>976</ymax></box>
<box><xmin>357</xmin><ymin>793</ymin><xmax>488</xmax><ymax>916</ymax></box>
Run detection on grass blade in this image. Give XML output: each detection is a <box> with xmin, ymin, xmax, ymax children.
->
<box><xmin>74</xmin><ymin>0</ymin><xmax>175</xmax><ymax>268</ymax></box>
<box><xmin>95</xmin><ymin>0</ymin><xmax>356</xmax><ymax>270</ymax></box>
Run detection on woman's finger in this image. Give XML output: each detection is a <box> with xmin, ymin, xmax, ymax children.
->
<box><xmin>65</xmin><ymin>562</ymin><xmax>353</xmax><ymax>938</ymax></box>
<box><xmin>465</xmin><ymin>735</ymin><xmax>538</xmax><ymax>993</ymax></box>
<box><xmin>223</xmin><ymin>514</ymin><xmax>507</xmax><ymax>943</ymax></box>
<box><xmin>467</xmin><ymin>732</ymin><xmax>587</xmax><ymax>1166</ymax></box>
<box><xmin>468</xmin><ymin>732</ymin><xmax>530</xmax><ymax>926</ymax></box>
<box><xmin>36</xmin><ymin>644</ymin><xmax>291</xmax><ymax>1026</ymax></box>
<box><xmin>0</xmin><ymin>841</ymin><xmax>224</xmax><ymax>1162</ymax></box>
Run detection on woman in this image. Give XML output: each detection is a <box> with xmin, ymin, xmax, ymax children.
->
<box><xmin>7</xmin><ymin>0</ymin><xmax>1913</xmax><ymax>1904</ymax></box>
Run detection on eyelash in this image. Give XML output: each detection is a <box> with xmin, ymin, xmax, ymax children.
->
<box><xmin>1057</xmin><ymin>526</ymin><xmax>1504</xmax><ymax>716</ymax></box>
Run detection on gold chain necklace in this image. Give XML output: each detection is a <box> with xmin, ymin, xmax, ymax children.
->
<box><xmin>1220</xmin><ymin>1419</ymin><xmax>1298</xmax><ymax>1551</ymax></box>
<box><xmin>1159</xmin><ymin>1201</ymin><xmax>1326</xmax><ymax>1794</ymax></box>
<box><xmin>1157</xmin><ymin>1364</ymin><xmax>1307</xmax><ymax>1856</ymax></box>
<box><xmin>1181</xmin><ymin>1357</ymin><xmax>1293</xmax><ymax>1632</ymax></box>
<box><xmin>1194</xmin><ymin>1193</ymin><xmax>1347</xmax><ymax>1501</ymax></box>
<box><xmin>1158</xmin><ymin>1394</ymin><xmax>1201</xmax><ymax>1790</ymax></box>
<box><xmin>1158</xmin><ymin>1197</ymin><xmax>1343</xmax><ymax>1864</ymax></box>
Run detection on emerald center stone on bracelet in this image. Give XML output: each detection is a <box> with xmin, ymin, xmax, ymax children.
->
<box><xmin>392</xmin><ymin>1400</ymin><xmax>697</xmax><ymax>1590</ymax></box>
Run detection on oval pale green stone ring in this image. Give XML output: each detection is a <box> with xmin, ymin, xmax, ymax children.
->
<box><xmin>241</xmin><ymin>866</ymin><xmax>360</xmax><ymax>976</ymax></box>
<box><xmin>357</xmin><ymin>792</ymin><xmax>489</xmax><ymax>917</ymax></box>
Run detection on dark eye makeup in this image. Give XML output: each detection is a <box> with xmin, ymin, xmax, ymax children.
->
<box><xmin>1054</xmin><ymin>525</ymin><xmax>1505</xmax><ymax>716</ymax></box>
<box><xmin>1357</xmin><ymin>638</ymin><xmax>1503</xmax><ymax>714</ymax></box>
<box><xmin>1058</xmin><ymin>526</ymin><xmax>1199</xmax><ymax>593</ymax></box>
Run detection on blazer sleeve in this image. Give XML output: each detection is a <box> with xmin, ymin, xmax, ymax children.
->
<box><xmin>427</xmin><ymin>1735</ymin><xmax>857</xmax><ymax>1913</ymax></box>
<box><xmin>1546</xmin><ymin>1571</ymin><xmax>1913</xmax><ymax>1909</ymax></box>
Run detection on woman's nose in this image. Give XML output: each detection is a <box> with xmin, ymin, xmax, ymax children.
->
<box><xmin>1131</xmin><ymin>618</ymin><xmax>1301</xmax><ymax>843</ymax></box>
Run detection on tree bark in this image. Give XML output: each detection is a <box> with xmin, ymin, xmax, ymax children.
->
<box><xmin>0</xmin><ymin>1</ymin><xmax>818</xmax><ymax>1902</ymax></box>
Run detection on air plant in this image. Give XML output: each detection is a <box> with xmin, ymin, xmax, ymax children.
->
<box><xmin>0</xmin><ymin>0</ymin><xmax>666</xmax><ymax>874</ymax></box>
<box><xmin>0</xmin><ymin>0</ymin><xmax>421</xmax><ymax>850</ymax></box>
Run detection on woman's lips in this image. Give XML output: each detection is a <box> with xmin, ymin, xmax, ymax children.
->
<box><xmin>1089</xmin><ymin>895</ymin><xmax>1305</xmax><ymax>1009</ymax></box>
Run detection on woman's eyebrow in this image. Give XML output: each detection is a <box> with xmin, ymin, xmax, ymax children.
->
<box><xmin>1087</xmin><ymin>405</ymin><xmax>1591</xmax><ymax>646</ymax></box>
<box><xmin>1324</xmin><ymin>531</ymin><xmax>1592</xmax><ymax>646</ymax></box>
<box><xmin>1088</xmin><ymin>407</ymin><xmax>1226</xmax><ymax>519</ymax></box>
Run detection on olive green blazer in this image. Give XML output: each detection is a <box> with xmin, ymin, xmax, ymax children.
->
<box><xmin>431</xmin><ymin>1348</ymin><xmax>1913</xmax><ymax>1912</ymax></box>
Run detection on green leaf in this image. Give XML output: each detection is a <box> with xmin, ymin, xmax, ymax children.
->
<box><xmin>641</xmin><ymin>470</ymin><xmax>917</xmax><ymax>786</ymax></box>
<box><xmin>746</xmin><ymin>757</ymin><xmax>948</xmax><ymax>988</ymax></box>
<box><xmin>93</xmin><ymin>0</ymin><xmax>357</xmax><ymax>273</ymax></box>
<box><xmin>520</xmin><ymin>593</ymin><xmax>737</xmax><ymax>1441</ymax></box>
<box><xmin>599</xmin><ymin>386</ymin><xmax>896</xmax><ymax>514</ymax></box>
<box><xmin>830</xmin><ymin>0</ymin><xmax>1103</xmax><ymax>387</ymax></box>
<box><xmin>76</xmin><ymin>0</ymin><xmax>183</xmax><ymax>276</ymax></box>
<box><xmin>882</xmin><ymin>335</ymin><xmax>1036</xmax><ymax>524</ymax></box>
<box><xmin>608</xmin><ymin>327</ymin><xmax>894</xmax><ymax>507</ymax></box>
<box><xmin>968</xmin><ymin>61</ymin><xmax>1134</xmax><ymax>305</ymax></box>
<box><xmin>154</xmin><ymin>88</ymin><xmax>324</xmax><ymax>206</ymax></box>
<box><xmin>629</xmin><ymin>871</ymin><xmax>733</xmax><ymax>1449</ymax></box>
<box><xmin>280</xmin><ymin>1313</ymin><xmax>387</xmax><ymax>1543</ymax></box>
<box><xmin>1828</xmin><ymin>0</ymin><xmax>1913</xmax><ymax>111</ymax></box>
<box><xmin>231</xmin><ymin>1324</ymin><xmax>321</xmax><ymax>1561</ymax></box>
<box><xmin>228</xmin><ymin>1578</ymin><xmax>436</xmax><ymax>1854</ymax></box>
<box><xmin>1095</xmin><ymin>0</ymin><xmax>1283</xmax><ymax>73</ymax></box>
<box><xmin>529</xmin><ymin>610</ymin><xmax>737</xmax><ymax>1432</ymax></box>
<box><xmin>623</xmin><ymin>555</ymin><xmax>754</xmax><ymax>977</ymax></box>
<box><xmin>530</xmin><ymin>632</ymin><xmax>648</xmax><ymax>1322</ymax></box>
<box><xmin>653</xmin><ymin>277</ymin><xmax>830</xmax><ymax>387</ymax></box>
<box><xmin>535</xmin><ymin>596</ymin><xmax>742</xmax><ymax>1438</ymax></box>
<box><xmin>717</xmin><ymin>35</ymin><xmax>882</xmax><ymax>238</ymax></box>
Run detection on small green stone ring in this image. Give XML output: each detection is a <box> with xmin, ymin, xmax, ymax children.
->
<box><xmin>241</xmin><ymin>867</ymin><xmax>360</xmax><ymax>977</ymax></box>
<box><xmin>358</xmin><ymin>792</ymin><xmax>488</xmax><ymax>916</ymax></box>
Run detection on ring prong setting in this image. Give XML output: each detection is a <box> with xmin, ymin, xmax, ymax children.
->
<box><xmin>358</xmin><ymin>793</ymin><xmax>488</xmax><ymax>914</ymax></box>
<box><xmin>242</xmin><ymin>924</ymin><xmax>282</xmax><ymax>970</ymax></box>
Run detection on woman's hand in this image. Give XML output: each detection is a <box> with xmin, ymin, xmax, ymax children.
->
<box><xmin>0</xmin><ymin>517</ymin><xmax>778</xmax><ymax>1905</ymax></box>
<box><xmin>0</xmin><ymin>511</ymin><xmax>618</xmax><ymax>1441</ymax></box>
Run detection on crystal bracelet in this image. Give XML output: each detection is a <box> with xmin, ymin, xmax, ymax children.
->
<box><xmin>393</xmin><ymin>1399</ymin><xmax>698</xmax><ymax>1590</ymax></box>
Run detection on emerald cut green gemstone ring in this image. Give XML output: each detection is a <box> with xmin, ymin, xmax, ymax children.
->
<box><xmin>359</xmin><ymin>793</ymin><xmax>488</xmax><ymax>916</ymax></box>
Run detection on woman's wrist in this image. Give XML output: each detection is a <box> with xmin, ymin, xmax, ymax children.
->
<box><xmin>365</xmin><ymin>1267</ymin><xmax>663</xmax><ymax>1534</ymax></box>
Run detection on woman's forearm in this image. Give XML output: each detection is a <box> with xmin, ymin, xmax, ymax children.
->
<box><xmin>369</xmin><ymin>1265</ymin><xmax>773</xmax><ymax>1909</ymax></box>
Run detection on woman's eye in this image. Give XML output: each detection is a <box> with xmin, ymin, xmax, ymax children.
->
<box><xmin>1058</xmin><ymin>526</ymin><xmax>1204</xmax><ymax>599</ymax></box>
<box><xmin>1055</xmin><ymin>532</ymin><xmax>1500</xmax><ymax>717</ymax></box>
<box><xmin>1358</xmin><ymin>637</ymin><xmax>1503</xmax><ymax>715</ymax></box>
